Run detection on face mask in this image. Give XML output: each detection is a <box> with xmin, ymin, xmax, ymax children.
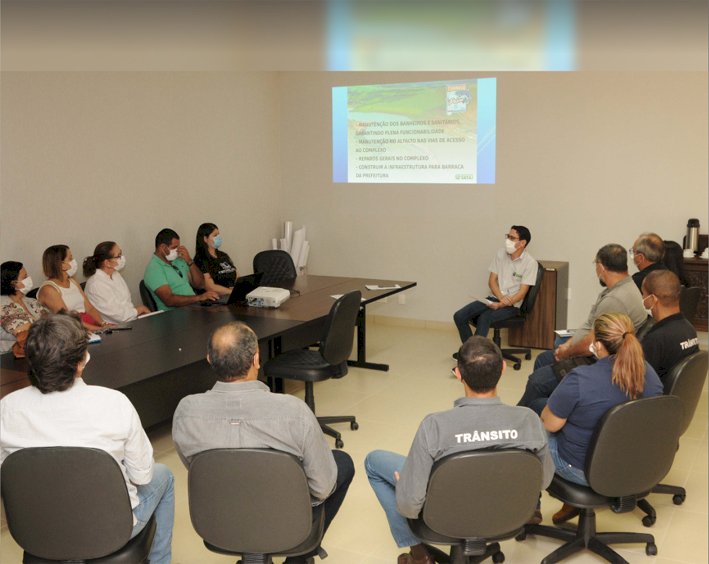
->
<box><xmin>642</xmin><ymin>295</ymin><xmax>655</xmax><ymax>317</ymax></box>
<box><xmin>66</xmin><ymin>259</ymin><xmax>78</xmax><ymax>277</ymax></box>
<box><xmin>589</xmin><ymin>342</ymin><xmax>599</xmax><ymax>359</ymax></box>
<box><xmin>212</xmin><ymin>235</ymin><xmax>223</xmax><ymax>249</ymax></box>
<box><xmin>18</xmin><ymin>276</ymin><xmax>33</xmax><ymax>295</ymax></box>
<box><xmin>165</xmin><ymin>248</ymin><xmax>179</xmax><ymax>262</ymax></box>
<box><xmin>83</xmin><ymin>351</ymin><xmax>91</xmax><ymax>368</ymax></box>
<box><xmin>114</xmin><ymin>255</ymin><xmax>126</xmax><ymax>271</ymax></box>
<box><xmin>505</xmin><ymin>238</ymin><xmax>517</xmax><ymax>254</ymax></box>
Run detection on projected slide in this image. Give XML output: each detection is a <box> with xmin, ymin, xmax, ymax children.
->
<box><xmin>333</xmin><ymin>78</ymin><xmax>496</xmax><ymax>184</ymax></box>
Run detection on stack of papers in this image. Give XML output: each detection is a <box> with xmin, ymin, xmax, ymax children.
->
<box><xmin>365</xmin><ymin>284</ymin><xmax>401</xmax><ymax>291</ymax></box>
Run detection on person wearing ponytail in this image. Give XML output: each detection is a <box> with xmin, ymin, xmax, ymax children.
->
<box><xmin>37</xmin><ymin>245</ymin><xmax>107</xmax><ymax>331</ymax></box>
<box><xmin>1</xmin><ymin>261</ymin><xmax>47</xmax><ymax>354</ymax></box>
<box><xmin>193</xmin><ymin>223</ymin><xmax>237</xmax><ymax>297</ymax></box>
<box><xmin>541</xmin><ymin>312</ymin><xmax>664</xmax><ymax>524</ymax></box>
<box><xmin>83</xmin><ymin>241</ymin><xmax>151</xmax><ymax>324</ymax></box>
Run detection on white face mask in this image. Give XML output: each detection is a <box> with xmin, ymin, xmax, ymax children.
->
<box><xmin>505</xmin><ymin>238</ymin><xmax>517</xmax><ymax>254</ymax></box>
<box><xmin>65</xmin><ymin>259</ymin><xmax>78</xmax><ymax>277</ymax></box>
<box><xmin>165</xmin><ymin>248</ymin><xmax>179</xmax><ymax>262</ymax></box>
<box><xmin>642</xmin><ymin>295</ymin><xmax>655</xmax><ymax>318</ymax></box>
<box><xmin>589</xmin><ymin>342</ymin><xmax>599</xmax><ymax>359</ymax></box>
<box><xmin>114</xmin><ymin>255</ymin><xmax>126</xmax><ymax>271</ymax></box>
<box><xmin>18</xmin><ymin>276</ymin><xmax>34</xmax><ymax>295</ymax></box>
<box><xmin>83</xmin><ymin>351</ymin><xmax>91</xmax><ymax>368</ymax></box>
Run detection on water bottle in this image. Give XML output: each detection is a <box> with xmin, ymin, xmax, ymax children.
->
<box><xmin>686</xmin><ymin>218</ymin><xmax>700</xmax><ymax>254</ymax></box>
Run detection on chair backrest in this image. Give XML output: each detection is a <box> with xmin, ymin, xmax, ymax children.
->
<box><xmin>252</xmin><ymin>250</ymin><xmax>297</xmax><ymax>285</ymax></box>
<box><xmin>188</xmin><ymin>448</ymin><xmax>315</xmax><ymax>554</ymax></box>
<box><xmin>519</xmin><ymin>261</ymin><xmax>545</xmax><ymax>316</ymax></box>
<box><xmin>25</xmin><ymin>287</ymin><xmax>39</xmax><ymax>299</ymax></box>
<box><xmin>0</xmin><ymin>447</ymin><xmax>135</xmax><ymax>561</ymax></box>
<box><xmin>663</xmin><ymin>350</ymin><xmax>708</xmax><ymax>435</ymax></box>
<box><xmin>586</xmin><ymin>395</ymin><xmax>683</xmax><ymax>498</ymax></box>
<box><xmin>421</xmin><ymin>450</ymin><xmax>543</xmax><ymax>539</ymax></box>
<box><xmin>319</xmin><ymin>290</ymin><xmax>361</xmax><ymax>366</ymax></box>
<box><xmin>139</xmin><ymin>279</ymin><xmax>157</xmax><ymax>311</ymax></box>
<box><xmin>679</xmin><ymin>286</ymin><xmax>701</xmax><ymax>321</ymax></box>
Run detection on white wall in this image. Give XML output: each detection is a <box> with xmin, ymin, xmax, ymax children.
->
<box><xmin>1</xmin><ymin>72</ymin><xmax>284</xmax><ymax>302</ymax></box>
<box><xmin>1</xmin><ymin>71</ymin><xmax>707</xmax><ymax>330</ymax></box>
<box><xmin>279</xmin><ymin>71</ymin><xmax>708</xmax><ymax>327</ymax></box>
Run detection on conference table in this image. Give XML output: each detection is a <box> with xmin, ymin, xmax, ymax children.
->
<box><xmin>0</xmin><ymin>275</ymin><xmax>416</xmax><ymax>428</ymax></box>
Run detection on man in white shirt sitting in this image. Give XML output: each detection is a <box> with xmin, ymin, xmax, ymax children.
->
<box><xmin>0</xmin><ymin>314</ymin><xmax>175</xmax><ymax>564</ymax></box>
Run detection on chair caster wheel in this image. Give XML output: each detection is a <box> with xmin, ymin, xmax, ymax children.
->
<box><xmin>646</xmin><ymin>542</ymin><xmax>658</xmax><ymax>556</ymax></box>
<box><xmin>513</xmin><ymin>362</ymin><xmax>521</xmax><ymax>371</ymax></box>
<box><xmin>672</xmin><ymin>493</ymin><xmax>685</xmax><ymax>505</ymax></box>
<box><xmin>492</xmin><ymin>551</ymin><xmax>505</xmax><ymax>563</ymax></box>
<box><xmin>335</xmin><ymin>439</ymin><xmax>344</xmax><ymax>449</ymax></box>
<box><xmin>515</xmin><ymin>532</ymin><xmax>527</xmax><ymax>541</ymax></box>
<box><xmin>642</xmin><ymin>515</ymin><xmax>656</xmax><ymax>527</ymax></box>
<box><xmin>524</xmin><ymin>352</ymin><xmax>532</xmax><ymax>360</ymax></box>
<box><xmin>350</xmin><ymin>421</ymin><xmax>359</xmax><ymax>431</ymax></box>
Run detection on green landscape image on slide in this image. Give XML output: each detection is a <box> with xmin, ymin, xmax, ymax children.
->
<box><xmin>346</xmin><ymin>80</ymin><xmax>478</xmax><ymax>183</ymax></box>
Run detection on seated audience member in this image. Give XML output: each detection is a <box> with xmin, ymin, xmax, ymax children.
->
<box><xmin>453</xmin><ymin>225</ymin><xmax>538</xmax><ymax>355</ymax></box>
<box><xmin>641</xmin><ymin>270</ymin><xmax>699</xmax><ymax>384</ymax></box>
<box><xmin>0</xmin><ymin>314</ymin><xmax>174</xmax><ymax>564</ymax></box>
<box><xmin>518</xmin><ymin>244</ymin><xmax>647</xmax><ymax>415</ymax></box>
<box><xmin>365</xmin><ymin>337</ymin><xmax>553</xmax><ymax>564</ymax></box>
<box><xmin>194</xmin><ymin>222</ymin><xmax>238</xmax><ymax>296</ymax></box>
<box><xmin>662</xmin><ymin>240</ymin><xmax>691</xmax><ymax>287</ymax></box>
<box><xmin>172</xmin><ymin>321</ymin><xmax>354</xmax><ymax>564</ymax></box>
<box><xmin>630</xmin><ymin>232</ymin><xmax>666</xmax><ymax>290</ymax></box>
<box><xmin>143</xmin><ymin>227</ymin><xmax>218</xmax><ymax>310</ymax></box>
<box><xmin>541</xmin><ymin>313</ymin><xmax>663</xmax><ymax>524</ymax></box>
<box><xmin>1</xmin><ymin>261</ymin><xmax>47</xmax><ymax>354</ymax></box>
<box><xmin>37</xmin><ymin>244</ymin><xmax>107</xmax><ymax>331</ymax></box>
<box><xmin>83</xmin><ymin>241</ymin><xmax>151</xmax><ymax>323</ymax></box>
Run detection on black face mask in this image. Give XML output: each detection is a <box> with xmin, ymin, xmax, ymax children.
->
<box><xmin>598</xmin><ymin>277</ymin><xmax>607</xmax><ymax>288</ymax></box>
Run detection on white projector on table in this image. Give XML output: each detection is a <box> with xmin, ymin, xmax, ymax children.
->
<box><xmin>246</xmin><ymin>287</ymin><xmax>291</xmax><ymax>308</ymax></box>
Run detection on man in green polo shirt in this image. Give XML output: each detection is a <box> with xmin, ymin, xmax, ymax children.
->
<box><xmin>144</xmin><ymin>228</ymin><xmax>219</xmax><ymax>310</ymax></box>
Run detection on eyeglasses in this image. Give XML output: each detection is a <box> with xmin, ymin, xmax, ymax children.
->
<box><xmin>504</xmin><ymin>234</ymin><xmax>520</xmax><ymax>241</ymax></box>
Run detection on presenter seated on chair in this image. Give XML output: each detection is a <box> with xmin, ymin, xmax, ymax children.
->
<box><xmin>172</xmin><ymin>321</ymin><xmax>354</xmax><ymax>564</ymax></box>
<box><xmin>0</xmin><ymin>313</ymin><xmax>175</xmax><ymax>564</ymax></box>
<box><xmin>365</xmin><ymin>336</ymin><xmax>553</xmax><ymax>564</ymax></box>
<box><xmin>143</xmin><ymin>227</ymin><xmax>219</xmax><ymax>310</ymax></box>
<box><xmin>452</xmin><ymin>225</ymin><xmax>538</xmax><ymax>358</ymax></box>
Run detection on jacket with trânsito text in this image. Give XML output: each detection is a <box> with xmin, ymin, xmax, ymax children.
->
<box><xmin>395</xmin><ymin>396</ymin><xmax>554</xmax><ymax>519</ymax></box>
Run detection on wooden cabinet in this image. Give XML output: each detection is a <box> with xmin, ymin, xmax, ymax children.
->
<box><xmin>684</xmin><ymin>258</ymin><xmax>708</xmax><ymax>331</ymax></box>
<box><xmin>508</xmin><ymin>260</ymin><xmax>568</xmax><ymax>350</ymax></box>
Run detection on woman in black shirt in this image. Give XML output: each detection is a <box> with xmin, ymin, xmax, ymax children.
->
<box><xmin>194</xmin><ymin>223</ymin><xmax>237</xmax><ymax>296</ymax></box>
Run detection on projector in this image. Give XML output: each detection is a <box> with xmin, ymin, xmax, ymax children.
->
<box><xmin>246</xmin><ymin>287</ymin><xmax>291</xmax><ymax>308</ymax></box>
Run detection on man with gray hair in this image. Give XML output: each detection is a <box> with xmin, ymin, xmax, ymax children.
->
<box><xmin>631</xmin><ymin>232</ymin><xmax>666</xmax><ymax>290</ymax></box>
<box><xmin>172</xmin><ymin>321</ymin><xmax>354</xmax><ymax>564</ymax></box>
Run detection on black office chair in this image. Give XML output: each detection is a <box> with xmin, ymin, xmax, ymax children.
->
<box><xmin>139</xmin><ymin>279</ymin><xmax>157</xmax><ymax>311</ymax></box>
<box><xmin>263</xmin><ymin>290</ymin><xmax>361</xmax><ymax>448</ymax></box>
<box><xmin>1</xmin><ymin>446</ymin><xmax>156</xmax><ymax>563</ymax></box>
<box><xmin>636</xmin><ymin>350</ymin><xmax>708</xmax><ymax>526</ymax></box>
<box><xmin>253</xmin><ymin>250</ymin><xmax>297</xmax><ymax>285</ymax></box>
<box><xmin>408</xmin><ymin>450</ymin><xmax>544</xmax><ymax>564</ymax></box>
<box><xmin>519</xmin><ymin>395</ymin><xmax>683</xmax><ymax>563</ymax></box>
<box><xmin>25</xmin><ymin>287</ymin><xmax>39</xmax><ymax>299</ymax></box>
<box><xmin>489</xmin><ymin>261</ymin><xmax>545</xmax><ymax>370</ymax></box>
<box><xmin>187</xmin><ymin>448</ymin><xmax>325</xmax><ymax>564</ymax></box>
<box><xmin>679</xmin><ymin>286</ymin><xmax>701</xmax><ymax>321</ymax></box>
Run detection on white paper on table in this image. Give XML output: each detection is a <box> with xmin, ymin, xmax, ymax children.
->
<box><xmin>290</xmin><ymin>227</ymin><xmax>306</xmax><ymax>272</ymax></box>
<box><xmin>284</xmin><ymin>221</ymin><xmax>293</xmax><ymax>253</ymax></box>
<box><xmin>331</xmin><ymin>294</ymin><xmax>365</xmax><ymax>302</ymax></box>
<box><xmin>365</xmin><ymin>284</ymin><xmax>401</xmax><ymax>291</ymax></box>
<box><xmin>297</xmin><ymin>241</ymin><xmax>310</xmax><ymax>269</ymax></box>
<box><xmin>271</xmin><ymin>238</ymin><xmax>278</xmax><ymax>250</ymax></box>
<box><xmin>139</xmin><ymin>310</ymin><xmax>165</xmax><ymax>319</ymax></box>
<box><xmin>555</xmin><ymin>329</ymin><xmax>574</xmax><ymax>338</ymax></box>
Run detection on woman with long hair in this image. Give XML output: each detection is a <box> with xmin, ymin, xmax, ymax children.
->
<box><xmin>193</xmin><ymin>222</ymin><xmax>237</xmax><ymax>297</ymax></box>
<box><xmin>541</xmin><ymin>312</ymin><xmax>664</xmax><ymax>523</ymax></box>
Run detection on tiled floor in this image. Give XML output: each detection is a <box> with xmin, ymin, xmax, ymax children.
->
<box><xmin>1</xmin><ymin>322</ymin><xmax>707</xmax><ymax>563</ymax></box>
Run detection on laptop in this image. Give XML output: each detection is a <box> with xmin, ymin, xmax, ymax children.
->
<box><xmin>219</xmin><ymin>272</ymin><xmax>264</xmax><ymax>305</ymax></box>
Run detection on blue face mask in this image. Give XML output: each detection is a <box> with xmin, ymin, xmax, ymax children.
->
<box><xmin>212</xmin><ymin>235</ymin><xmax>223</xmax><ymax>249</ymax></box>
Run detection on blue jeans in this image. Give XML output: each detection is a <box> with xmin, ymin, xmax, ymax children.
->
<box><xmin>131</xmin><ymin>463</ymin><xmax>175</xmax><ymax>564</ymax></box>
<box><xmin>547</xmin><ymin>433</ymin><xmax>588</xmax><ymax>486</ymax></box>
<box><xmin>364</xmin><ymin>450</ymin><xmax>420</xmax><ymax>549</ymax></box>
<box><xmin>453</xmin><ymin>299</ymin><xmax>519</xmax><ymax>341</ymax></box>
<box><xmin>533</xmin><ymin>335</ymin><xmax>570</xmax><ymax>370</ymax></box>
<box><xmin>517</xmin><ymin>365</ymin><xmax>558</xmax><ymax>415</ymax></box>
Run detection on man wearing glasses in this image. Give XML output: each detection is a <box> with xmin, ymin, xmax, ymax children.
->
<box><xmin>452</xmin><ymin>225</ymin><xmax>538</xmax><ymax>357</ymax></box>
<box><xmin>630</xmin><ymin>232</ymin><xmax>666</xmax><ymax>290</ymax></box>
<box><xmin>143</xmin><ymin>227</ymin><xmax>219</xmax><ymax>310</ymax></box>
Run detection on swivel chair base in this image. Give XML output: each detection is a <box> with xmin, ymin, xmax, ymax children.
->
<box><xmin>636</xmin><ymin>483</ymin><xmax>686</xmax><ymax>527</ymax></box>
<box><xmin>318</xmin><ymin>415</ymin><xmax>358</xmax><ymax>449</ymax></box>
<box><xmin>491</xmin><ymin>328</ymin><xmax>531</xmax><ymax>371</ymax></box>
<box><xmin>422</xmin><ymin>540</ymin><xmax>505</xmax><ymax>563</ymax></box>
